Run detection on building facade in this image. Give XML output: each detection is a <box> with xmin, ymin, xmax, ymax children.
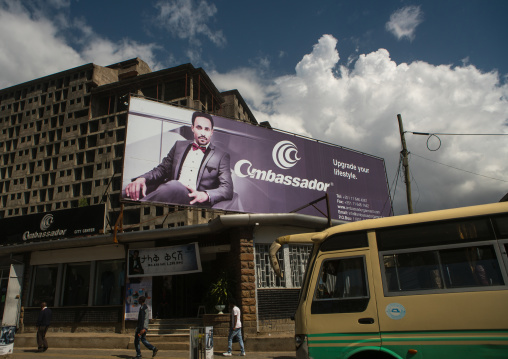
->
<box><xmin>0</xmin><ymin>59</ymin><xmax>332</xmax><ymax>336</ymax></box>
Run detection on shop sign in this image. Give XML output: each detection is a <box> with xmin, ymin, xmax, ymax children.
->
<box><xmin>0</xmin><ymin>204</ymin><xmax>106</xmax><ymax>246</ymax></box>
<box><xmin>128</xmin><ymin>243</ymin><xmax>202</xmax><ymax>278</ymax></box>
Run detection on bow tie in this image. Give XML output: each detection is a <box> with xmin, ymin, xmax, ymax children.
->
<box><xmin>192</xmin><ymin>143</ymin><xmax>207</xmax><ymax>153</ymax></box>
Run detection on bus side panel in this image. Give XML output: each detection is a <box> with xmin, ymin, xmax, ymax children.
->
<box><xmin>376</xmin><ymin>289</ymin><xmax>508</xmax><ymax>358</ymax></box>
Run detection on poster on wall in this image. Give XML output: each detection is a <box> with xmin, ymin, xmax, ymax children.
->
<box><xmin>0</xmin><ymin>326</ymin><xmax>15</xmax><ymax>355</ymax></box>
<box><xmin>128</xmin><ymin>243</ymin><xmax>202</xmax><ymax>278</ymax></box>
<box><xmin>125</xmin><ymin>277</ymin><xmax>153</xmax><ymax>321</ymax></box>
<box><xmin>122</xmin><ymin>97</ymin><xmax>392</xmax><ymax>222</ymax></box>
<box><xmin>205</xmin><ymin>326</ymin><xmax>213</xmax><ymax>359</ymax></box>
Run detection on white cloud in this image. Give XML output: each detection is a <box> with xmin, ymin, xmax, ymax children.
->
<box><xmin>0</xmin><ymin>1</ymin><xmax>163</xmax><ymax>88</ymax></box>
<box><xmin>386</xmin><ymin>5</ymin><xmax>424</xmax><ymax>41</ymax></box>
<box><xmin>154</xmin><ymin>0</ymin><xmax>226</xmax><ymax>47</ymax></box>
<box><xmin>0</xmin><ymin>1</ymin><xmax>82</xmax><ymax>88</ymax></box>
<box><xmin>212</xmin><ymin>35</ymin><xmax>508</xmax><ymax>214</ymax></box>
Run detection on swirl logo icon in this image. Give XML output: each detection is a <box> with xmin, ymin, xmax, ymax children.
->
<box><xmin>272</xmin><ymin>140</ymin><xmax>301</xmax><ymax>169</ymax></box>
<box><xmin>40</xmin><ymin>214</ymin><xmax>54</xmax><ymax>231</ymax></box>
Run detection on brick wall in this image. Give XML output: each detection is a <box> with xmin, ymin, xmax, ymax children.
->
<box><xmin>229</xmin><ymin>227</ymin><xmax>256</xmax><ymax>335</ymax></box>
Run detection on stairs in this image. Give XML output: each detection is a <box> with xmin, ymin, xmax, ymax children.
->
<box><xmin>128</xmin><ymin>318</ymin><xmax>203</xmax><ymax>351</ymax></box>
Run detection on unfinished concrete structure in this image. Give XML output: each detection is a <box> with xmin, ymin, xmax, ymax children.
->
<box><xmin>0</xmin><ymin>59</ymin><xmax>257</xmax><ymax>227</ymax></box>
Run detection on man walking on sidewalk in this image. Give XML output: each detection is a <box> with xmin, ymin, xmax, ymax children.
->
<box><xmin>223</xmin><ymin>298</ymin><xmax>245</xmax><ymax>356</ymax></box>
<box><xmin>134</xmin><ymin>296</ymin><xmax>158</xmax><ymax>358</ymax></box>
<box><xmin>36</xmin><ymin>301</ymin><xmax>52</xmax><ymax>352</ymax></box>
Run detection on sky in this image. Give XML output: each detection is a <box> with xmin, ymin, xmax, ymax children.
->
<box><xmin>1</xmin><ymin>0</ymin><xmax>507</xmax><ymax>215</ymax></box>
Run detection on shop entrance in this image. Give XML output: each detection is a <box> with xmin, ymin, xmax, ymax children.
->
<box><xmin>152</xmin><ymin>270</ymin><xmax>208</xmax><ymax>319</ymax></box>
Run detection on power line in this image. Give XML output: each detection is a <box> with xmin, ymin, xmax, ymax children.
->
<box><xmin>411</xmin><ymin>152</ymin><xmax>508</xmax><ymax>183</ymax></box>
<box><xmin>407</xmin><ymin>131</ymin><xmax>508</xmax><ymax>136</ymax></box>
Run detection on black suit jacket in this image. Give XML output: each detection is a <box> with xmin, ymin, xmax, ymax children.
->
<box><xmin>139</xmin><ymin>140</ymin><xmax>233</xmax><ymax>206</ymax></box>
<box><xmin>36</xmin><ymin>308</ymin><xmax>52</xmax><ymax>327</ymax></box>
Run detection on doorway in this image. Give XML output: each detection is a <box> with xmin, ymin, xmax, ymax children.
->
<box><xmin>152</xmin><ymin>271</ymin><xmax>207</xmax><ymax>319</ymax></box>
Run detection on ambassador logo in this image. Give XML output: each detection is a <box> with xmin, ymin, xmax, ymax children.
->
<box><xmin>272</xmin><ymin>141</ymin><xmax>301</xmax><ymax>169</ymax></box>
<box><xmin>234</xmin><ymin>140</ymin><xmax>331</xmax><ymax>192</ymax></box>
<box><xmin>23</xmin><ymin>213</ymin><xmax>67</xmax><ymax>241</ymax></box>
<box><xmin>40</xmin><ymin>214</ymin><xmax>54</xmax><ymax>230</ymax></box>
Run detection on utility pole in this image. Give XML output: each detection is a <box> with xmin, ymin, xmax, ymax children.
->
<box><xmin>397</xmin><ymin>114</ymin><xmax>413</xmax><ymax>214</ymax></box>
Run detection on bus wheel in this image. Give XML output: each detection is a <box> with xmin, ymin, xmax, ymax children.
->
<box><xmin>349</xmin><ymin>351</ymin><xmax>395</xmax><ymax>359</ymax></box>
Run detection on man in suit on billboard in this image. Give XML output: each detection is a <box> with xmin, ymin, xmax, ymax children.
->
<box><xmin>125</xmin><ymin>112</ymin><xmax>233</xmax><ymax>207</ymax></box>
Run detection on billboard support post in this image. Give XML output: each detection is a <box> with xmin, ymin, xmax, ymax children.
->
<box><xmin>325</xmin><ymin>193</ymin><xmax>331</xmax><ymax>228</ymax></box>
<box><xmin>290</xmin><ymin>195</ymin><xmax>331</xmax><ymax>227</ymax></box>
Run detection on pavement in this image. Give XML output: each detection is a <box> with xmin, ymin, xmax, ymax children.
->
<box><xmin>3</xmin><ymin>348</ymin><xmax>296</xmax><ymax>359</ymax></box>
<box><xmin>2</xmin><ymin>332</ymin><xmax>295</xmax><ymax>359</ymax></box>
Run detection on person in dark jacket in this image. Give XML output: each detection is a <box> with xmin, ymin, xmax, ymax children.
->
<box><xmin>134</xmin><ymin>296</ymin><xmax>158</xmax><ymax>358</ymax></box>
<box><xmin>36</xmin><ymin>302</ymin><xmax>52</xmax><ymax>352</ymax></box>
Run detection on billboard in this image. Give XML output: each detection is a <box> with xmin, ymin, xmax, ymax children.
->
<box><xmin>0</xmin><ymin>204</ymin><xmax>106</xmax><ymax>245</ymax></box>
<box><xmin>122</xmin><ymin>97</ymin><xmax>392</xmax><ymax>221</ymax></box>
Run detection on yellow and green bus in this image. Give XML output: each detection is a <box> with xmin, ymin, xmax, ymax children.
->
<box><xmin>269</xmin><ymin>202</ymin><xmax>508</xmax><ymax>359</ymax></box>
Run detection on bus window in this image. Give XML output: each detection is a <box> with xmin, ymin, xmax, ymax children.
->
<box><xmin>384</xmin><ymin>251</ymin><xmax>443</xmax><ymax>291</ymax></box>
<box><xmin>383</xmin><ymin>245</ymin><xmax>504</xmax><ymax>295</ymax></box>
<box><xmin>312</xmin><ymin>256</ymin><xmax>369</xmax><ymax>314</ymax></box>
<box><xmin>492</xmin><ymin>215</ymin><xmax>508</xmax><ymax>238</ymax></box>
<box><xmin>440</xmin><ymin>245</ymin><xmax>504</xmax><ymax>288</ymax></box>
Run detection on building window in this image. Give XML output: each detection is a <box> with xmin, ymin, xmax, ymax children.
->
<box><xmin>94</xmin><ymin>260</ymin><xmax>125</xmax><ymax>306</ymax></box>
<box><xmin>255</xmin><ymin>244</ymin><xmax>311</xmax><ymax>289</ymax></box>
<box><xmin>288</xmin><ymin>245</ymin><xmax>312</xmax><ymax>287</ymax></box>
<box><xmin>30</xmin><ymin>265</ymin><xmax>58</xmax><ymax>307</ymax></box>
<box><xmin>62</xmin><ymin>263</ymin><xmax>90</xmax><ymax>306</ymax></box>
<box><xmin>255</xmin><ymin>244</ymin><xmax>286</xmax><ymax>288</ymax></box>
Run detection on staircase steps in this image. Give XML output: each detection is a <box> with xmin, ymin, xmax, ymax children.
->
<box><xmin>128</xmin><ymin>318</ymin><xmax>203</xmax><ymax>351</ymax></box>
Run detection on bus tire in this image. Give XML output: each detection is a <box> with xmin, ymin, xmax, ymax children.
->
<box><xmin>349</xmin><ymin>350</ymin><xmax>396</xmax><ymax>359</ymax></box>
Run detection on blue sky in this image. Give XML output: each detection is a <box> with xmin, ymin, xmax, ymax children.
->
<box><xmin>1</xmin><ymin>0</ymin><xmax>507</xmax><ymax>215</ymax></box>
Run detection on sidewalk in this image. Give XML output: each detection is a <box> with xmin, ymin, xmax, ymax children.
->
<box><xmin>8</xmin><ymin>332</ymin><xmax>295</xmax><ymax>358</ymax></box>
<box><xmin>4</xmin><ymin>347</ymin><xmax>296</xmax><ymax>359</ymax></box>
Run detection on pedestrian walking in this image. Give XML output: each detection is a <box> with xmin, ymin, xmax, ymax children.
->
<box><xmin>223</xmin><ymin>298</ymin><xmax>245</xmax><ymax>356</ymax></box>
<box><xmin>36</xmin><ymin>301</ymin><xmax>52</xmax><ymax>352</ymax></box>
<box><xmin>134</xmin><ymin>296</ymin><xmax>158</xmax><ymax>358</ymax></box>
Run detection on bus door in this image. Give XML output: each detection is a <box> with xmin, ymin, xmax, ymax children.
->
<box><xmin>306</xmin><ymin>250</ymin><xmax>381</xmax><ymax>358</ymax></box>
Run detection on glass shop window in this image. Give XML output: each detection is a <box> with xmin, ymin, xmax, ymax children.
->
<box><xmin>31</xmin><ymin>265</ymin><xmax>58</xmax><ymax>307</ymax></box>
<box><xmin>62</xmin><ymin>263</ymin><xmax>90</xmax><ymax>306</ymax></box>
<box><xmin>94</xmin><ymin>260</ymin><xmax>125</xmax><ymax>306</ymax></box>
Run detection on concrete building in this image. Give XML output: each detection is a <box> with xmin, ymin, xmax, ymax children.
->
<box><xmin>0</xmin><ymin>59</ymin><xmax>335</xmax><ymax>338</ymax></box>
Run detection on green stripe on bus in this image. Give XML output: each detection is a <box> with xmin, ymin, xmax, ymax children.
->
<box><xmin>309</xmin><ymin>344</ymin><xmax>508</xmax><ymax>359</ymax></box>
<box><xmin>308</xmin><ymin>330</ymin><xmax>508</xmax><ymax>338</ymax></box>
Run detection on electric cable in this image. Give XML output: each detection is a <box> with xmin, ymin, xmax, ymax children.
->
<box><xmin>407</xmin><ymin>131</ymin><xmax>508</xmax><ymax>136</ymax></box>
<box><xmin>411</xmin><ymin>152</ymin><xmax>508</xmax><ymax>183</ymax></box>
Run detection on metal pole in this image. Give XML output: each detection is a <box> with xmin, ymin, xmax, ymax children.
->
<box><xmin>397</xmin><ymin>114</ymin><xmax>413</xmax><ymax>214</ymax></box>
<box><xmin>325</xmin><ymin>193</ymin><xmax>332</xmax><ymax>228</ymax></box>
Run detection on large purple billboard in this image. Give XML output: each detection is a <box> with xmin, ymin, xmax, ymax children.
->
<box><xmin>121</xmin><ymin>97</ymin><xmax>392</xmax><ymax>221</ymax></box>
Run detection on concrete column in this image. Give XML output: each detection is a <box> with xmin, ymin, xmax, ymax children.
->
<box><xmin>230</xmin><ymin>227</ymin><xmax>256</xmax><ymax>335</ymax></box>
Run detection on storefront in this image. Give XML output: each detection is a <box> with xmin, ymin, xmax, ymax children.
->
<box><xmin>0</xmin><ymin>211</ymin><xmax>340</xmax><ymax>335</ymax></box>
